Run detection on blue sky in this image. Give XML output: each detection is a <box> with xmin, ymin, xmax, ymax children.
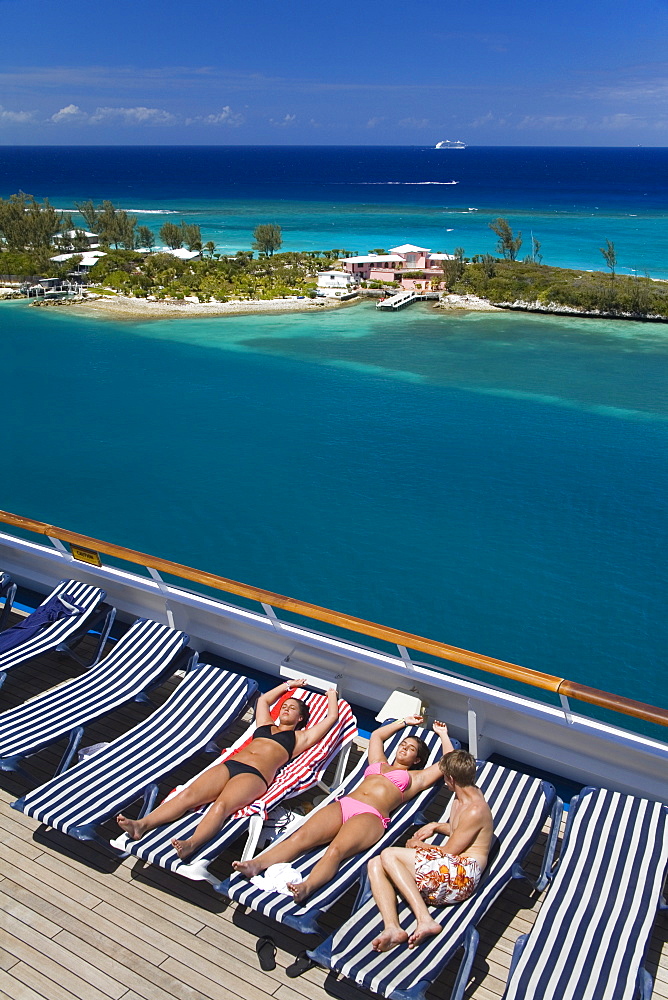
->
<box><xmin>1</xmin><ymin>0</ymin><xmax>668</xmax><ymax>145</ymax></box>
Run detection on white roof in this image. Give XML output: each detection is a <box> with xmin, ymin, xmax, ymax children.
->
<box><xmin>62</xmin><ymin>229</ymin><xmax>98</xmax><ymax>238</ymax></box>
<box><xmin>50</xmin><ymin>251</ymin><xmax>107</xmax><ymax>265</ymax></box>
<box><xmin>389</xmin><ymin>244</ymin><xmax>431</xmax><ymax>254</ymax></box>
<box><xmin>341</xmin><ymin>254</ymin><xmax>403</xmax><ymax>264</ymax></box>
<box><xmin>160</xmin><ymin>248</ymin><xmax>201</xmax><ymax>260</ymax></box>
<box><xmin>429</xmin><ymin>253</ymin><xmax>456</xmax><ymax>261</ymax></box>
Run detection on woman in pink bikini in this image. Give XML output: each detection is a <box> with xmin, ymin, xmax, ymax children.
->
<box><xmin>233</xmin><ymin>716</ymin><xmax>454</xmax><ymax>902</ymax></box>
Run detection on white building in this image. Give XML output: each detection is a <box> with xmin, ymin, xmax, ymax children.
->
<box><xmin>316</xmin><ymin>270</ymin><xmax>359</xmax><ymax>299</ymax></box>
<box><xmin>55</xmin><ymin>230</ymin><xmax>101</xmax><ymax>250</ymax></box>
<box><xmin>50</xmin><ymin>251</ymin><xmax>107</xmax><ymax>272</ymax></box>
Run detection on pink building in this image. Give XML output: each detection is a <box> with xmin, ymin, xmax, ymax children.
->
<box><xmin>340</xmin><ymin>244</ymin><xmax>455</xmax><ymax>290</ymax></box>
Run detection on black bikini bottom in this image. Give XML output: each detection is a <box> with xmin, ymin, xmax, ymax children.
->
<box><xmin>224</xmin><ymin>759</ymin><xmax>269</xmax><ymax>787</ymax></box>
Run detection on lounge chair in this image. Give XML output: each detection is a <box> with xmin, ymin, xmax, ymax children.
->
<box><xmin>0</xmin><ymin>578</ymin><xmax>112</xmax><ymax>691</ymax></box>
<box><xmin>111</xmin><ymin>685</ymin><xmax>358</xmax><ymax>881</ymax></box>
<box><xmin>219</xmin><ymin>724</ymin><xmax>453</xmax><ymax>934</ymax></box>
<box><xmin>0</xmin><ymin>617</ymin><xmax>190</xmax><ymax>780</ymax></box>
<box><xmin>501</xmin><ymin>786</ymin><xmax>668</xmax><ymax>1000</ymax></box>
<box><xmin>309</xmin><ymin>762</ymin><xmax>560</xmax><ymax>1000</ymax></box>
<box><xmin>13</xmin><ymin>659</ymin><xmax>258</xmax><ymax>848</ymax></box>
<box><xmin>0</xmin><ymin>571</ymin><xmax>17</xmax><ymax>632</ymax></box>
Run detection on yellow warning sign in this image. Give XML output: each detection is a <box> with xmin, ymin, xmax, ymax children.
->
<box><xmin>70</xmin><ymin>544</ymin><xmax>102</xmax><ymax>567</ymax></box>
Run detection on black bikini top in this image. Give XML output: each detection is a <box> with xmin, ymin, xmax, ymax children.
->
<box><xmin>253</xmin><ymin>724</ymin><xmax>296</xmax><ymax>756</ymax></box>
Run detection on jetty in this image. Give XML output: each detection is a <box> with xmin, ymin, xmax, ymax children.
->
<box><xmin>376</xmin><ymin>290</ymin><xmax>439</xmax><ymax>310</ymax></box>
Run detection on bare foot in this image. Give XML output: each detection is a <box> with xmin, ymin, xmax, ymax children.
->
<box><xmin>171</xmin><ymin>837</ymin><xmax>195</xmax><ymax>860</ymax></box>
<box><xmin>408</xmin><ymin>918</ymin><xmax>442</xmax><ymax>948</ymax></box>
<box><xmin>116</xmin><ymin>814</ymin><xmax>144</xmax><ymax>840</ymax></box>
<box><xmin>372</xmin><ymin>928</ymin><xmax>409</xmax><ymax>952</ymax></box>
<box><xmin>232</xmin><ymin>859</ymin><xmax>263</xmax><ymax>878</ymax></box>
<box><xmin>287</xmin><ymin>881</ymin><xmax>312</xmax><ymax>904</ymax></box>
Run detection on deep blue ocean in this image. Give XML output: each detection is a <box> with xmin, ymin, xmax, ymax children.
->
<box><xmin>1</xmin><ymin>147</ymin><xmax>667</xmax><ymax>735</ymax></box>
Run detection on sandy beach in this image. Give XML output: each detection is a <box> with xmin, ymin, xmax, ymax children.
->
<box><xmin>62</xmin><ymin>293</ymin><xmax>351</xmax><ymax>320</ymax></box>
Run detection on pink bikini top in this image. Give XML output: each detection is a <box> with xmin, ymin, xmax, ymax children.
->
<box><xmin>364</xmin><ymin>762</ymin><xmax>411</xmax><ymax>796</ymax></box>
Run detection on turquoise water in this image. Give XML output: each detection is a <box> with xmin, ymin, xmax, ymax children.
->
<box><xmin>3</xmin><ymin>298</ymin><xmax>667</xmax><ymax>721</ymax></box>
<box><xmin>3</xmin><ymin>145</ymin><xmax>668</xmax><ymax>275</ymax></box>
<box><xmin>43</xmin><ymin>197</ymin><xmax>668</xmax><ymax>279</ymax></box>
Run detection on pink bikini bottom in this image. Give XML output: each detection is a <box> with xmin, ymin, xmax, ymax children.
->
<box><xmin>337</xmin><ymin>795</ymin><xmax>390</xmax><ymax>829</ymax></box>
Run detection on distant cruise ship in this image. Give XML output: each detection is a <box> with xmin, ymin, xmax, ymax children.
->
<box><xmin>435</xmin><ymin>139</ymin><xmax>467</xmax><ymax>148</ymax></box>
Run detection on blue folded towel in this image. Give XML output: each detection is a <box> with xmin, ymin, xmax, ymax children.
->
<box><xmin>0</xmin><ymin>593</ymin><xmax>85</xmax><ymax>655</ymax></box>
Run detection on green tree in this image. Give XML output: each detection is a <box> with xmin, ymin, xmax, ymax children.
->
<box><xmin>489</xmin><ymin>218</ymin><xmax>522</xmax><ymax>261</ymax></box>
<box><xmin>180</xmin><ymin>221</ymin><xmax>202</xmax><ymax>252</ymax></box>
<box><xmin>203</xmin><ymin>240</ymin><xmax>216</xmax><ymax>258</ymax></box>
<box><xmin>94</xmin><ymin>201</ymin><xmax>136</xmax><ymax>249</ymax></box>
<box><xmin>252</xmin><ymin>223</ymin><xmax>282</xmax><ymax>256</ymax></box>
<box><xmin>524</xmin><ymin>236</ymin><xmax>542</xmax><ymax>264</ymax></box>
<box><xmin>160</xmin><ymin>221</ymin><xmax>183</xmax><ymax>249</ymax></box>
<box><xmin>0</xmin><ymin>192</ymin><xmax>62</xmax><ymax>251</ymax></box>
<box><xmin>599</xmin><ymin>239</ymin><xmax>617</xmax><ymax>282</ymax></box>
<box><xmin>136</xmin><ymin>225</ymin><xmax>155</xmax><ymax>250</ymax></box>
<box><xmin>75</xmin><ymin>200</ymin><xmax>99</xmax><ymax>233</ymax></box>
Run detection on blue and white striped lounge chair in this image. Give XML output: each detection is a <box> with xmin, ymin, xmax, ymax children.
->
<box><xmin>219</xmin><ymin>724</ymin><xmax>452</xmax><ymax>935</ymax></box>
<box><xmin>13</xmin><ymin>659</ymin><xmax>258</xmax><ymax>847</ymax></box>
<box><xmin>0</xmin><ymin>618</ymin><xmax>190</xmax><ymax>780</ymax></box>
<box><xmin>501</xmin><ymin>786</ymin><xmax>668</xmax><ymax>1000</ymax></box>
<box><xmin>0</xmin><ymin>578</ymin><xmax>112</xmax><ymax>691</ymax></box>
<box><xmin>309</xmin><ymin>762</ymin><xmax>559</xmax><ymax>1000</ymax></box>
<box><xmin>0</xmin><ymin>571</ymin><xmax>17</xmax><ymax>632</ymax></box>
<box><xmin>112</xmin><ymin>687</ymin><xmax>358</xmax><ymax>882</ymax></box>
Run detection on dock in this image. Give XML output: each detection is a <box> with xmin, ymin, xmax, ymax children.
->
<box><xmin>1</xmin><ymin>616</ymin><xmax>667</xmax><ymax>1000</ymax></box>
<box><xmin>376</xmin><ymin>291</ymin><xmax>439</xmax><ymax>310</ymax></box>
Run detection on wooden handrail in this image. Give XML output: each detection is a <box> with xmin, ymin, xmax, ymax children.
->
<box><xmin>1</xmin><ymin>509</ymin><xmax>666</xmax><ymax>729</ymax></box>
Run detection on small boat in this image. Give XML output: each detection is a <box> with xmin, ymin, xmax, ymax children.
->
<box><xmin>435</xmin><ymin>139</ymin><xmax>466</xmax><ymax>149</ymax></box>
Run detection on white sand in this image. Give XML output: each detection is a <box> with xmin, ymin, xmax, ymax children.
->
<box><xmin>70</xmin><ymin>293</ymin><xmax>352</xmax><ymax>320</ymax></box>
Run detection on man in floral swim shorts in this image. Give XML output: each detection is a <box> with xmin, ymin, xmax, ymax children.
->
<box><xmin>368</xmin><ymin>744</ymin><xmax>493</xmax><ymax>951</ymax></box>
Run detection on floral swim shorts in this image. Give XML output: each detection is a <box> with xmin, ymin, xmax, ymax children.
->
<box><xmin>414</xmin><ymin>847</ymin><xmax>481</xmax><ymax>906</ymax></box>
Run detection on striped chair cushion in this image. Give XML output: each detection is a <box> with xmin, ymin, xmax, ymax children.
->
<box><xmin>502</xmin><ymin>787</ymin><xmax>668</xmax><ymax>1000</ymax></box>
<box><xmin>0</xmin><ymin>618</ymin><xmax>188</xmax><ymax>762</ymax></box>
<box><xmin>318</xmin><ymin>763</ymin><xmax>554</xmax><ymax>1000</ymax></box>
<box><xmin>121</xmin><ymin>688</ymin><xmax>357</xmax><ymax>874</ymax></box>
<box><xmin>221</xmin><ymin>725</ymin><xmax>447</xmax><ymax>934</ymax></box>
<box><xmin>16</xmin><ymin>662</ymin><xmax>257</xmax><ymax>837</ymax></box>
<box><xmin>0</xmin><ymin>579</ymin><xmax>106</xmax><ymax>672</ymax></box>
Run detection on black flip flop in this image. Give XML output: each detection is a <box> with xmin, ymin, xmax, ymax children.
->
<box><xmin>256</xmin><ymin>935</ymin><xmax>277</xmax><ymax>971</ymax></box>
<box><xmin>286</xmin><ymin>950</ymin><xmax>315</xmax><ymax>978</ymax></box>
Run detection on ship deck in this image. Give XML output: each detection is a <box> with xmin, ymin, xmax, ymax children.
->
<box><xmin>1</xmin><ymin>620</ymin><xmax>667</xmax><ymax>1000</ymax></box>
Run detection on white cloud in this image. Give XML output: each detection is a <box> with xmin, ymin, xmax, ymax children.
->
<box><xmin>50</xmin><ymin>103</ymin><xmax>88</xmax><ymax>124</ymax></box>
<box><xmin>270</xmin><ymin>113</ymin><xmax>297</xmax><ymax>126</ymax></box>
<box><xmin>516</xmin><ymin>114</ymin><xmax>588</xmax><ymax>130</ymax></box>
<box><xmin>366</xmin><ymin>116</ymin><xmax>386</xmax><ymax>128</ymax></box>
<box><xmin>398</xmin><ymin>117</ymin><xmax>430</xmax><ymax>129</ymax></box>
<box><xmin>185</xmin><ymin>105</ymin><xmax>244</xmax><ymax>126</ymax></box>
<box><xmin>587</xmin><ymin>78</ymin><xmax>668</xmax><ymax>103</ymax></box>
<box><xmin>0</xmin><ymin>105</ymin><xmax>35</xmax><ymax>124</ymax></box>
<box><xmin>88</xmin><ymin>106</ymin><xmax>176</xmax><ymax>125</ymax></box>
<box><xmin>599</xmin><ymin>113</ymin><xmax>646</xmax><ymax>129</ymax></box>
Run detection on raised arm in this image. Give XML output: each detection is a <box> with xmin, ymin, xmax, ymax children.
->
<box><xmin>408</xmin><ymin>720</ymin><xmax>455</xmax><ymax>792</ymax></box>
<box><xmin>295</xmin><ymin>688</ymin><xmax>340</xmax><ymax>752</ymax></box>
<box><xmin>367</xmin><ymin>716</ymin><xmax>424</xmax><ymax>765</ymax></box>
<box><xmin>254</xmin><ymin>677</ymin><xmax>307</xmax><ymax>727</ymax></box>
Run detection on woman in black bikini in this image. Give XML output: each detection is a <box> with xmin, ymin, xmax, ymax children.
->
<box><xmin>116</xmin><ymin>678</ymin><xmax>339</xmax><ymax>860</ymax></box>
<box><xmin>233</xmin><ymin>718</ymin><xmax>454</xmax><ymax>903</ymax></box>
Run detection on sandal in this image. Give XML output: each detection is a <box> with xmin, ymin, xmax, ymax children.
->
<box><xmin>286</xmin><ymin>950</ymin><xmax>316</xmax><ymax>978</ymax></box>
<box><xmin>256</xmin><ymin>935</ymin><xmax>277</xmax><ymax>971</ymax></box>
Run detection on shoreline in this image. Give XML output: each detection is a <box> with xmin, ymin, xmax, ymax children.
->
<box><xmin>36</xmin><ymin>293</ymin><xmax>350</xmax><ymax>321</ymax></box>
<box><xmin>16</xmin><ymin>289</ymin><xmax>668</xmax><ymax>325</ymax></box>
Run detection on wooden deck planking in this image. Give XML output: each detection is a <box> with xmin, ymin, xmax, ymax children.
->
<box><xmin>0</xmin><ymin>623</ymin><xmax>666</xmax><ymax>1000</ymax></box>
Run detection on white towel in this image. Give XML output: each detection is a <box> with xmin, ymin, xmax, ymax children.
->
<box><xmin>250</xmin><ymin>863</ymin><xmax>303</xmax><ymax>894</ymax></box>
